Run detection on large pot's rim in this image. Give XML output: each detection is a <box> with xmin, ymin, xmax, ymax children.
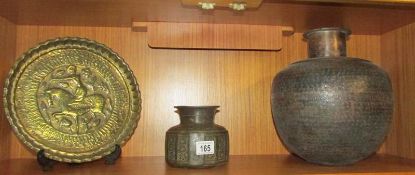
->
<box><xmin>303</xmin><ymin>27</ymin><xmax>352</xmax><ymax>39</ymax></box>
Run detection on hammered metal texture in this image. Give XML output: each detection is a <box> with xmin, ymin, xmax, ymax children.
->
<box><xmin>4</xmin><ymin>38</ymin><xmax>141</xmax><ymax>163</ymax></box>
<box><xmin>165</xmin><ymin>106</ymin><xmax>229</xmax><ymax>168</ymax></box>
<box><xmin>271</xmin><ymin>28</ymin><xmax>393</xmax><ymax>166</ymax></box>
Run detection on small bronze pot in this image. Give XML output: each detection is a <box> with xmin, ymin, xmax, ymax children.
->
<box><xmin>165</xmin><ymin>106</ymin><xmax>229</xmax><ymax>168</ymax></box>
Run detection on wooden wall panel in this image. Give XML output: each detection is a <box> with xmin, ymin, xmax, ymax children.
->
<box><xmin>0</xmin><ymin>16</ymin><xmax>16</xmax><ymax>160</ymax></box>
<box><xmin>381</xmin><ymin>22</ymin><xmax>415</xmax><ymax>159</ymax></box>
<box><xmin>8</xmin><ymin>25</ymin><xmax>380</xmax><ymax>159</ymax></box>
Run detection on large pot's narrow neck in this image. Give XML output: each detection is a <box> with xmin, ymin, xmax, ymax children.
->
<box><xmin>304</xmin><ymin>27</ymin><xmax>351</xmax><ymax>58</ymax></box>
<box><xmin>175</xmin><ymin>106</ymin><xmax>219</xmax><ymax>125</ymax></box>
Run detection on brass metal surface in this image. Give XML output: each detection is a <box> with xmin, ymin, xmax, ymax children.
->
<box><xmin>3</xmin><ymin>37</ymin><xmax>141</xmax><ymax>163</ymax></box>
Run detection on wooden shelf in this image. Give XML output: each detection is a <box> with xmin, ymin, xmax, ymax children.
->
<box><xmin>132</xmin><ymin>22</ymin><xmax>293</xmax><ymax>50</ymax></box>
<box><xmin>1</xmin><ymin>1</ymin><xmax>415</xmax><ymax>174</ymax></box>
<box><xmin>1</xmin><ymin>155</ymin><xmax>415</xmax><ymax>175</ymax></box>
<box><xmin>1</xmin><ymin>0</ymin><xmax>415</xmax><ymax>34</ymax></box>
<box><xmin>291</xmin><ymin>0</ymin><xmax>415</xmax><ymax>5</ymax></box>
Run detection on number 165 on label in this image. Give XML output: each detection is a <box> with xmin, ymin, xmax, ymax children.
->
<box><xmin>196</xmin><ymin>141</ymin><xmax>215</xmax><ymax>155</ymax></box>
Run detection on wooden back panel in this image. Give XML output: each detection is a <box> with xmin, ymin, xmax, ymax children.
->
<box><xmin>381</xmin><ymin>22</ymin><xmax>415</xmax><ymax>159</ymax></box>
<box><xmin>0</xmin><ymin>16</ymin><xmax>16</xmax><ymax>161</ymax></box>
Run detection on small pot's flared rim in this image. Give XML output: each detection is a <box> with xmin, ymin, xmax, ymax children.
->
<box><xmin>174</xmin><ymin>105</ymin><xmax>220</xmax><ymax>109</ymax></box>
<box><xmin>303</xmin><ymin>27</ymin><xmax>352</xmax><ymax>39</ymax></box>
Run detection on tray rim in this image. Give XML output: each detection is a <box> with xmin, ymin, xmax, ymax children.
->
<box><xmin>3</xmin><ymin>37</ymin><xmax>142</xmax><ymax>163</ymax></box>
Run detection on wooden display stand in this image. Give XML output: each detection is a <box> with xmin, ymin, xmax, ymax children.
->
<box><xmin>1</xmin><ymin>0</ymin><xmax>415</xmax><ymax>174</ymax></box>
<box><xmin>36</xmin><ymin>145</ymin><xmax>121</xmax><ymax>171</ymax></box>
<box><xmin>132</xmin><ymin>22</ymin><xmax>294</xmax><ymax>50</ymax></box>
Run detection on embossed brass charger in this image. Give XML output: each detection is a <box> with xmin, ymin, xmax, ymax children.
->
<box><xmin>4</xmin><ymin>38</ymin><xmax>141</xmax><ymax>163</ymax></box>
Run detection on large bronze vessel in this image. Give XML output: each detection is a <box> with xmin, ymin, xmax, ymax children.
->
<box><xmin>271</xmin><ymin>28</ymin><xmax>393</xmax><ymax>165</ymax></box>
<box><xmin>165</xmin><ymin>106</ymin><xmax>229</xmax><ymax>168</ymax></box>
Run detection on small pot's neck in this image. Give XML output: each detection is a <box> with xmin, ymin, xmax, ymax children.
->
<box><xmin>304</xmin><ymin>28</ymin><xmax>351</xmax><ymax>58</ymax></box>
<box><xmin>175</xmin><ymin>106</ymin><xmax>219</xmax><ymax>125</ymax></box>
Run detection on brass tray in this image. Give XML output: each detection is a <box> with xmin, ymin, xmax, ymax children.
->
<box><xmin>4</xmin><ymin>38</ymin><xmax>141</xmax><ymax>163</ymax></box>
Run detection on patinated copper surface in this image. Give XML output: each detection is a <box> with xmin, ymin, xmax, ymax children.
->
<box><xmin>271</xmin><ymin>28</ymin><xmax>393</xmax><ymax>165</ymax></box>
<box><xmin>165</xmin><ymin>106</ymin><xmax>229</xmax><ymax>168</ymax></box>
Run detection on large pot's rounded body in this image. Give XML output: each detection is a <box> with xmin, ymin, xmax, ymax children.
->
<box><xmin>165</xmin><ymin>106</ymin><xmax>229</xmax><ymax>168</ymax></box>
<box><xmin>271</xmin><ymin>28</ymin><xmax>393</xmax><ymax>166</ymax></box>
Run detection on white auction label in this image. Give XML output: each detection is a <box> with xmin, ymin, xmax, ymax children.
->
<box><xmin>196</xmin><ymin>141</ymin><xmax>215</xmax><ymax>155</ymax></box>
